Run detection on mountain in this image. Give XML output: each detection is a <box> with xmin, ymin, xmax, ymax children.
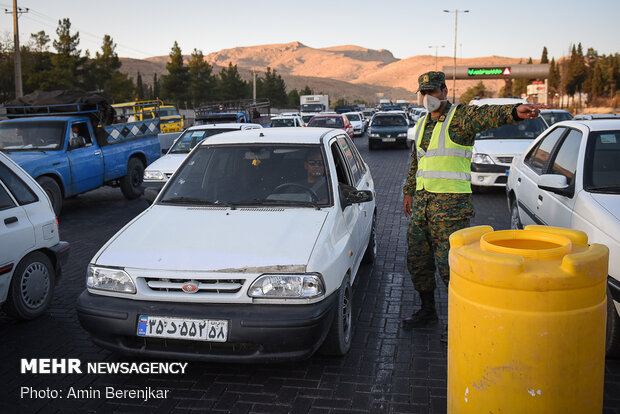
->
<box><xmin>119</xmin><ymin>42</ymin><xmax>533</xmax><ymax>104</ymax></box>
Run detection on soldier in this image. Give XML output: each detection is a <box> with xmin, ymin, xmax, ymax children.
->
<box><xmin>402</xmin><ymin>71</ymin><xmax>541</xmax><ymax>338</ymax></box>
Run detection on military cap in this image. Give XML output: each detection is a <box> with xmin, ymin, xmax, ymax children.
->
<box><xmin>417</xmin><ymin>71</ymin><xmax>446</xmax><ymax>92</ymax></box>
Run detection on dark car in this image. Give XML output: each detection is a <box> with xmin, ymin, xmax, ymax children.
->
<box><xmin>367</xmin><ymin>112</ymin><xmax>409</xmax><ymax>150</ymax></box>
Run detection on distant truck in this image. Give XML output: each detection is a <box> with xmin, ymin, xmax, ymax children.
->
<box><xmin>300</xmin><ymin>95</ymin><xmax>329</xmax><ymax>123</ymax></box>
<box><xmin>0</xmin><ymin>91</ymin><xmax>161</xmax><ymax>215</ymax></box>
<box><xmin>113</xmin><ymin>99</ymin><xmax>184</xmax><ymax>134</ymax></box>
<box><xmin>195</xmin><ymin>99</ymin><xmax>271</xmax><ymax>127</ymax></box>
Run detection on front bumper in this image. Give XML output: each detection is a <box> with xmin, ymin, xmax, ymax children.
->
<box><xmin>471</xmin><ymin>163</ymin><xmax>509</xmax><ymax>186</ymax></box>
<box><xmin>76</xmin><ymin>290</ymin><xmax>338</xmax><ymax>363</ymax></box>
<box><xmin>143</xmin><ymin>181</ymin><xmax>166</xmax><ymax>191</ymax></box>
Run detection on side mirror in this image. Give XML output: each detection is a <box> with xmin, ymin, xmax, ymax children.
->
<box><xmin>339</xmin><ymin>183</ymin><xmax>374</xmax><ymax>208</ymax></box>
<box><xmin>144</xmin><ymin>187</ymin><xmax>160</xmax><ymax>204</ymax></box>
<box><xmin>538</xmin><ymin>174</ymin><xmax>573</xmax><ymax>197</ymax></box>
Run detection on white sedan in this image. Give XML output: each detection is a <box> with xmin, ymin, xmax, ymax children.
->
<box><xmin>506</xmin><ymin>119</ymin><xmax>620</xmax><ymax>357</ymax></box>
<box><xmin>77</xmin><ymin>127</ymin><xmax>376</xmax><ymax>362</ymax></box>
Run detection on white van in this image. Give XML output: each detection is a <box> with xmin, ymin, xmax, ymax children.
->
<box><xmin>469</xmin><ymin>98</ymin><xmax>548</xmax><ymax>188</ymax></box>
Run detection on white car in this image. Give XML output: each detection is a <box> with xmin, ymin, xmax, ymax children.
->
<box><xmin>0</xmin><ymin>151</ymin><xmax>69</xmax><ymax>319</ymax></box>
<box><xmin>343</xmin><ymin>112</ymin><xmax>365</xmax><ymax>136</ymax></box>
<box><xmin>270</xmin><ymin>115</ymin><xmax>305</xmax><ymax>128</ymax></box>
<box><xmin>143</xmin><ymin>123</ymin><xmax>262</xmax><ymax>190</ymax></box>
<box><xmin>470</xmin><ymin>98</ymin><xmax>548</xmax><ymax>188</ymax></box>
<box><xmin>77</xmin><ymin>127</ymin><xmax>376</xmax><ymax>362</ymax></box>
<box><xmin>506</xmin><ymin>119</ymin><xmax>620</xmax><ymax>357</ymax></box>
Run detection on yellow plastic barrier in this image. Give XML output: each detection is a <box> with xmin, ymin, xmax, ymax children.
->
<box><xmin>447</xmin><ymin>225</ymin><xmax>609</xmax><ymax>414</ymax></box>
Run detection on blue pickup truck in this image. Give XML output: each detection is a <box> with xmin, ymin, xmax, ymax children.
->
<box><xmin>0</xmin><ymin>98</ymin><xmax>161</xmax><ymax>215</ymax></box>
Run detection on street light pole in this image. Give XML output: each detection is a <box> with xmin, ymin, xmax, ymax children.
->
<box><xmin>428</xmin><ymin>45</ymin><xmax>445</xmax><ymax>71</ymax></box>
<box><xmin>443</xmin><ymin>9</ymin><xmax>469</xmax><ymax>103</ymax></box>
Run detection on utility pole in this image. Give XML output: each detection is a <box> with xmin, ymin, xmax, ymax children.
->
<box><xmin>428</xmin><ymin>45</ymin><xmax>445</xmax><ymax>71</ymax></box>
<box><xmin>252</xmin><ymin>69</ymin><xmax>256</xmax><ymax>103</ymax></box>
<box><xmin>5</xmin><ymin>0</ymin><xmax>29</xmax><ymax>98</ymax></box>
<box><xmin>443</xmin><ymin>9</ymin><xmax>469</xmax><ymax>103</ymax></box>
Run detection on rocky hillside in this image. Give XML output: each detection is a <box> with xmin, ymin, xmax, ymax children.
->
<box><xmin>119</xmin><ymin>42</ymin><xmax>532</xmax><ymax>103</ymax></box>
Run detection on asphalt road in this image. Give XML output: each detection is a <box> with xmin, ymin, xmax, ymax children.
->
<box><xmin>1</xmin><ymin>133</ymin><xmax>619</xmax><ymax>413</ymax></box>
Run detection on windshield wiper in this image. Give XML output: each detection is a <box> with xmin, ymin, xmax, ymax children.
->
<box><xmin>587</xmin><ymin>185</ymin><xmax>620</xmax><ymax>192</ymax></box>
<box><xmin>160</xmin><ymin>197</ymin><xmax>236</xmax><ymax>208</ymax></box>
<box><xmin>256</xmin><ymin>199</ymin><xmax>321</xmax><ymax>210</ymax></box>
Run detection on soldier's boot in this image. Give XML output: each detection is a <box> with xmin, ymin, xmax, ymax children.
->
<box><xmin>402</xmin><ymin>291</ymin><xmax>438</xmax><ymax>329</ymax></box>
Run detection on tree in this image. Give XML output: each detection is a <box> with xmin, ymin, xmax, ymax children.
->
<box><xmin>460</xmin><ymin>81</ymin><xmax>488</xmax><ymax>104</ymax></box>
<box><xmin>136</xmin><ymin>72</ymin><xmax>145</xmax><ymax>100</ymax></box>
<box><xmin>287</xmin><ymin>88</ymin><xmax>300</xmax><ymax>107</ymax></box>
<box><xmin>188</xmin><ymin>49</ymin><xmax>216</xmax><ymax>106</ymax></box>
<box><xmin>161</xmin><ymin>41</ymin><xmax>190</xmax><ymax>106</ymax></box>
<box><xmin>257</xmin><ymin>67</ymin><xmax>287</xmax><ymax>107</ymax></box>
<box><xmin>85</xmin><ymin>35</ymin><xmax>134</xmax><ymax>101</ymax></box>
<box><xmin>152</xmin><ymin>73</ymin><xmax>160</xmax><ymax>99</ymax></box>
<box><xmin>540</xmin><ymin>47</ymin><xmax>549</xmax><ymax>64</ymax></box>
<box><xmin>300</xmin><ymin>85</ymin><xmax>313</xmax><ymax>95</ymax></box>
<box><xmin>22</xmin><ymin>31</ymin><xmax>53</xmax><ymax>94</ymax></box>
<box><xmin>29</xmin><ymin>31</ymin><xmax>50</xmax><ymax>53</ymax></box>
<box><xmin>216</xmin><ymin>62</ymin><xmax>248</xmax><ymax>100</ymax></box>
<box><xmin>46</xmin><ymin>18</ymin><xmax>84</xmax><ymax>90</ymax></box>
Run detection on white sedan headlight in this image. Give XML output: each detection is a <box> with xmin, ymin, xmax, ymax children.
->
<box><xmin>248</xmin><ymin>274</ymin><xmax>325</xmax><ymax>298</ymax></box>
<box><xmin>472</xmin><ymin>153</ymin><xmax>495</xmax><ymax>164</ymax></box>
<box><xmin>369</xmin><ymin>133</ymin><xmax>379</xmax><ymax>138</ymax></box>
<box><xmin>87</xmin><ymin>265</ymin><xmax>136</xmax><ymax>294</ymax></box>
<box><xmin>144</xmin><ymin>170</ymin><xmax>165</xmax><ymax>181</ymax></box>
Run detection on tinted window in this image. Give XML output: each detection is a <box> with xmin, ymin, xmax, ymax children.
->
<box><xmin>271</xmin><ymin>119</ymin><xmax>296</xmax><ymax>128</ymax></box>
<box><xmin>524</xmin><ymin>127</ymin><xmax>566</xmax><ymax>174</ymax></box>
<box><xmin>550</xmin><ymin>130</ymin><xmax>582</xmax><ymax>186</ymax></box>
<box><xmin>585</xmin><ymin>130</ymin><xmax>620</xmax><ymax>193</ymax></box>
<box><xmin>475</xmin><ymin>118</ymin><xmax>547</xmax><ymax>139</ymax></box>
<box><xmin>0</xmin><ymin>121</ymin><xmax>66</xmax><ymax>151</ymax></box>
<box><xmin>371</xmin><ymin>115</ymin><xmax>407</xmax><ymax>127</ymax></box>
<box><xmin>0</xmin><ymin>162</ymin><xmax>38</xmax><ymax>205</ymax></box>
<box><xmin>0</xmin><ymin>182</ymin><xmax>16</xmax><ymax>211</ymax></box>
<box><xmin>169</xmin><ymin>128</ymin><xmax>239</xmax><ymax>154</ymax></box>
<box><xmin>346</xmin><ymin>114</ymin><xmax>361</xmax><ymax>121</ymax></box>
<box><xmin>541</xmin><ymin>111</ymin><xmax>573</xmax><ymax>126</ymax></box>
<box><xmin>308</xmin><ymin>117</ymin><xmax>344</xmax><ymax>129</ymax></box>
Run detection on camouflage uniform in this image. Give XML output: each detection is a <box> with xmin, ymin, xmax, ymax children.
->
<box><xmin>404</xmin><ymin>73</ymin><xmax>521</xmax><ymax>293</ymax></box>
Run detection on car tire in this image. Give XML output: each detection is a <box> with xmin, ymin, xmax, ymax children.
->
<box><xmin>3</xmin><ymin>252</ymin><xmax>55</xmax><ymax>320</ymax></box>
<box><xmin>37</xmin><ymin>176</ymin><xmax>62</xmax><ymax>216</ymax></box>
<box><xmin>320</xmin><ymin>275</ymin><xmax>353</xmax><ymax>356</ymax></box>
<box><xmin>120</xmin><ymin>157</ymin><xmax>145</xmax><ymax>200</ymax></box>
<box><xmin>361</xmin><ymin>213</ymin><xmax>377</xmax><ymax>264</ymax></box>
<box><xmin>606</xmin><ymin>286</ymin><xmax>620</xmax><ymax>359</ymax></box>
<box><xmin>509</xmin><ymin>198</ymin><xmax>523</xmax><ymax>230</ymax></box>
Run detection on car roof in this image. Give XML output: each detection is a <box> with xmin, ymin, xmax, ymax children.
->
<box><xmin>374</xmin><ymin>111</ymin><xmax>406</xmax><ymax>116</ymax></box>
<box><xmin>187</xmin><ymin>123</ymin><xmax>262</xmax><ymax>130</ymax></box>
<box><xmin>199</xmin><ymin>126</ymin><xmax>339</xmax><ymax>146</ymax></box>
<box><xmin>553</xmin><ymin>119</ymin><xmax>620</xmax><ymax>131</ymax></box>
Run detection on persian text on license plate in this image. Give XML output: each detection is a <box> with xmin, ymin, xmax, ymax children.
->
<box><xmin>137</xmin><ymin>315</ymin><xmax>228</xmax><ymax>342</ymax></box>
<box><xmin>382</xmin><ymin>138</ymin><xmax>396</xmax><ymax>142</ymax></box>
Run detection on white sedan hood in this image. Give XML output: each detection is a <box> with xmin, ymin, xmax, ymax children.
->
<box><xmin>145</xmin><ymin>153</ymin><xmax>187</xmax><ymax>174</ymax></box>
<box><xmin>474</xmin><ymin>139</ymin><xmax>534</xmax><ymax>156</ymax></box>
<box><xmin>95</xmin><ymin>205</ymin><xmax>328</xmax><ymax>272</ymax></box>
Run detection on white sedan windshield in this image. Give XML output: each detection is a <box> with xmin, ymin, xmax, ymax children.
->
<box><xmin>160</xmin><ymin>144</ymin><xmax>332</xmax><ymax>206</ymax></box>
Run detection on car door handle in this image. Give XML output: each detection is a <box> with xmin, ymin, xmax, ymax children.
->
<box><xmin>4</xmin><ymin>216</ymin><xmax>17</xmax><ymax>225</ymax></box>
<box><xmin>517</xmin><ymin>177</ymin><xmax>521</xmax><ymax>183</ymax></box>
<box><xmin>94</xmin><ymin>150</ymin><xmax>102</xmax><ymax>155</ymax></box>
<box><xmin>538</xmin><ymin>195</ymin><xmax>543</xmax><ymax>201</ymax></box>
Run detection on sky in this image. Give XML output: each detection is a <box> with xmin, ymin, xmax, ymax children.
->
<box><xmin>1</xmin><ymin>0</ymin><xmax>619</xmax><ymax>62</ymax></box>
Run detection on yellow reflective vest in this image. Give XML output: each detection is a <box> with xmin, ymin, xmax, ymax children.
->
<box><xmin>414</xmin><ymin>106</ymin><xmax>473</xmax><ymax>193</ymax></box>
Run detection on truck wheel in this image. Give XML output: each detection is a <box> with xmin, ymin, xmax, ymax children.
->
<box><xmin>606</xmin><ymin>286</ymin><xmax>620</xmax><ymax>359</ymax></box>
<box><xmin>120</xmin><ymin>158</ymin><xmax>145</xmax><ymax>199</ymax></box>
<box><xmin>361</xmin><ymin>214</ymin><xmax>377</xmax><ymax>264</ymax></box>
<box><xmin>320</xmin><ymin>275</ymin><xmax>353</xmax><ymax>356</ymax></box>
<box><xmin>3</xmin><ymin>252</ymin><xmax>55</xmax><ymax>320</ymax></box>
<box><xmin>37</xmin><ymin>176</ymin><xmax>62</xmax><ymax>216</ymax></box>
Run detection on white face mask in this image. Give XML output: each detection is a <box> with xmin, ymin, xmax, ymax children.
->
<box><xmin>423</xmin><ymin>94</ymin><xmax>446</xmax><ymax>112</ymax></box>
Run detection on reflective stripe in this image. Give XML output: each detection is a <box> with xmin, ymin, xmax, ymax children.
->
<box><xmin>419</xmin><ymin>171</ymin><xmax>471</xmax><ymax>181</ymax></box>
<box><xmin>424</xmin><ymin>148</ymin><xmax>473</xmax><ymax>158</ymax></box>
<box><xmin>417</xmin><ymin>149</ymin><xmax>426</xmax><ymax>160</ymax></box>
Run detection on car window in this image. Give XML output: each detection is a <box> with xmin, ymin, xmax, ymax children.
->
<box><xmin>337</xmin><ymin>136</ymin><xmax>362</xmax><ymax>184</ymax></box>
<box><xmin>0</xmin><ymin>162</ymin><xmax>38</xmax><ymax>205</ymax></box>
<box><xmin>71</xmin><ymin>122</ymin><xmax>93</xmax><ymax>146</ymax></box>
<box><xmin>524</xmin><ymin>127</ymin><xmax>566</xmax><ymax>174</ymax></box>
<box><xmin>159</xmin><ymin>144</ymin><xmax>332</xmax><ymax>207</ymax></box>
<box><xmin>475</xmin><ymin>118</ymin><xmax>547</xmax><ymax>140</ymax></box>
<box><xmin>549</xmin><ymin>129</ymin><xmax>582</xmax><ymax>186</ymax></box>
<box><xmin>372</xmin><ymin>116</ymin><xmax>407</xmax><ymax>127</ymax></box>
<box><xmin>271</xmin><ymin>119</ymin><xmax>295</xmax><ymax>128</ymax></box>
<box><xmin>330</xmin><ymin>142</ymin><xmax>353</xmax><ymax>187</ymax></box>
<box><xmin>0</xmin><ymin>181</ymin><xmax>17</xmax><ymax>211</ymax></box>
<box><xmin>169</xmin><ymin>129</ymin><xmax>236</xmax><ymax>154</ymax></box>
<box><xmin>0</xmin><ymin>121</ymin><xmax>65</xmax><ymax>151</ymax></box>
<box><xmin>346</xmin><ymin>114</ymin><xmax>361</xmax><ymax>121</ymax></box>
<box><xmin>584</xmin><ymin>130</ymin><xmax>620</xmax><ymax>193</ymax></box>
<box><xmin>308</xmin><ymin>117</ymin><xmax>344</xmax><ymax>128</ymax></box>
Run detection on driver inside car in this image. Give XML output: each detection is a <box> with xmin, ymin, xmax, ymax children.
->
<box><xmin>300</xmin><ymin>149</ymin><xmax>328</xmax><ymax>204</ymax></box>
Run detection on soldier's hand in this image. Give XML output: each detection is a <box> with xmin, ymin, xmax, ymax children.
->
<box><xmin>403</xmin><ymin>194</ymin><xmax>413</xmax><ymax>217</ymax></box>
<box><xmin>516</xmin><ymin>104</ymin><xmax>545</xmax><ymax>120</ymax></box>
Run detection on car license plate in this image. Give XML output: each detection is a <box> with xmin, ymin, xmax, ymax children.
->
<box><xmin>382</xmin><ymin>138</ymin><xmax>396</xmax><ymax>142</ymax></box>
<box><xmin>137</xmin><ymin>315</ymin><xmax>228</xmax><ymax>342</ymax></box>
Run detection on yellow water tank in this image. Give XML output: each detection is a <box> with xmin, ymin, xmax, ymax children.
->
<box><xmin>447</xmin><ymin>225</ymin><xmax>608</xmax><ymax>414</ymax></box>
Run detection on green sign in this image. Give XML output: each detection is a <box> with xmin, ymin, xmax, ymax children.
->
<box><xmin>468</xmin><ymin>67</ymin><xmax>511</xmax><ymax>76</ymax></box>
